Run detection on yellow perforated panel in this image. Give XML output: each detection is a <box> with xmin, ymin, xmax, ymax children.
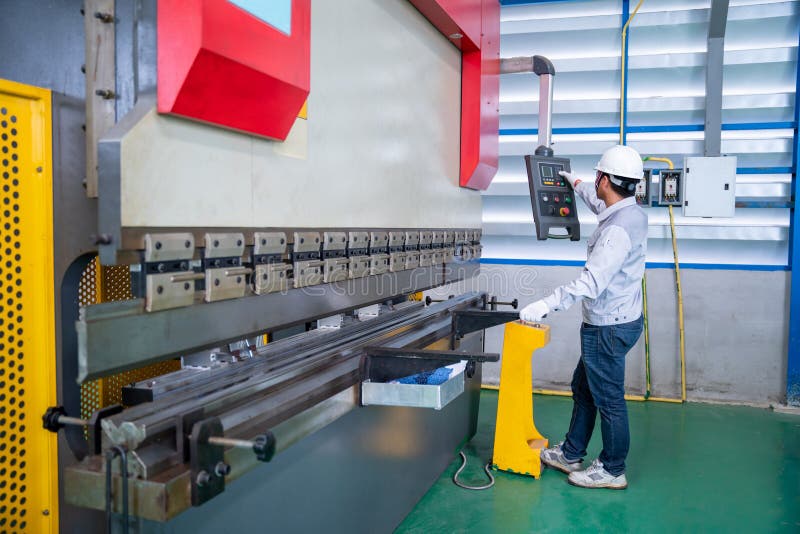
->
<box><xmin>0</xmin><ymin>79</ymin><xmax>58</xmax><ymax>533</ymax></box>
<box><xmin>79</xmin><ymin>258</ymin><xmax>180</xmax><ymax>417</ymax></box>
<box><xmin>79</xmin><ymin>259</ymin><xmax>101</xmax><ymax>421</ymax></box>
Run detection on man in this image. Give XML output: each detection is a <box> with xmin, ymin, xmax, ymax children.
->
<box><xmin>519</xmin><ymin>144</ymin><xmax>647</xmax><ymax>490</ymax></box>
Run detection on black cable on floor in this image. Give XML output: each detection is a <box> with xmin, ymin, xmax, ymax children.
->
<box><xmin>452</xmin><ymin>451</ymin><xmax>495</xmax><ymax>490</ymax></box>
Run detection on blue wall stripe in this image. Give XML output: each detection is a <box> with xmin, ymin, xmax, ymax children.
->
<box><xmin>499</xmin><ymin>122</ymin><xmax>796</xmax><ymax>137</ymax></box>
<box><xmin>480</xmin><ymin>258</ymin><xmax>790</xmax><ymax>271</ymax></box>
<box><xmin>736</xmin><ymin>167</ymin><xmax>793</xmax><ymax>174</ymax></box>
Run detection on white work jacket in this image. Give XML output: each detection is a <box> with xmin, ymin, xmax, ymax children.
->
<box><xmin>542</xmin><ymin>181</ymin><xmax>648</xmax><ymax>326</ymax></box>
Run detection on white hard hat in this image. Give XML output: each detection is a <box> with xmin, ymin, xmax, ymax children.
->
<box><xmin>594</xmin><ymin>145</ymin><xmax>644</xmax><ymax>181</ymax></box>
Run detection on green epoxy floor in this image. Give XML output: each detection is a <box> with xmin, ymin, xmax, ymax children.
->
<box><xmin>396</xmin><ymin>391</ymin><xmax>800</xmax><ymax>533</ymax></box>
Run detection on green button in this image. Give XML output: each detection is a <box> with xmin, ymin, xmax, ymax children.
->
<box><xmin>566</xmin><ymin>196</ymin><xmax>572</xmax><ymax>203</ymax></box>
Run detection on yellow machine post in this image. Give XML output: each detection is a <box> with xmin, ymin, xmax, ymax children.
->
<box><xmin>0</xmin><ymin>79</ymin><xmax>58</xmax><ymax>533</ymax></box>
<box><xmin>491</xmin><ymin>321</ymin><xmax>550</xmax><ymax>478</ymax></box>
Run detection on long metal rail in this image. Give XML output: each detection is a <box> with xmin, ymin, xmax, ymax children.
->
<box><xmin>102</xmin><ymin>293</ymin><xmax>482</xmax><ymax>450</ymax></box>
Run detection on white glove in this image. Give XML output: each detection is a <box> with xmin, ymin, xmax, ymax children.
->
<box><xmin>558</xmin><ymin>170</ymin><xmax>580</xmax><ymax>188</ymax></box>
<box><xmin>520</xmin><ymin>300</ymin><xmax>549</xmax><ymax>323</ymax></box>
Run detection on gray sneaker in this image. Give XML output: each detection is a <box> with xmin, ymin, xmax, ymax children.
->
<box><xmin>568</xmin><ymin>459</ymin><xmax>628</xmax><ymax>489</ymax></box>
<box><xmin>540</xmin><ymin>442</ymin><xmax>583</xmax><ymax>474</ymax></box>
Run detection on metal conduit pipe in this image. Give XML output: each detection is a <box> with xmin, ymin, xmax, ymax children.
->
<box><xmin>500</xmin><ymin>55</ymin><xmax>556</xmax><ymax>156</ymax></box>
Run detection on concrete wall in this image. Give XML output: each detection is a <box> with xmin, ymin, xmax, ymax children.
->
<box><xmin>428</xmin><ymin>264</ymin><xmax>789</xmax><ymax>405</ymax></box>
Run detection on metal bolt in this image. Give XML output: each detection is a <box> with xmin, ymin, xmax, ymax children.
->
<box><xmin>262</xmin><ymin>273</ymin><xmax>268</xmax><ymax>280</ymax></box>
<box><xmin>157</xmin><ymin>263</ymin><xmax>166</xmax><ymax>273</ymax></box>
<box><xmin>261</xmin><ymin>239</ymin><xmax>266</xmax><ymax>245</ymax></box>
<box><xmin>157</xmin><ymin>285</ymin><xmax>163</xmax><ymax>294</ymax></box>
<box><xmin>184</xmin><ymin>282</ymin><xmax>191</xmax><ymax>291</ymax></box>
<box><xmin>91</xmin><ymin>233</ymin><xmax>113</xmax><ymax>246</ymax></box>
<box><xmin>185</xmin><ymin>240</ymin><xmax>191</xmax><ymax>248</ymax></box>
<box><xmin>236</xmin><ymin>276</ymin><xmax>242</xmax><ymax>284</ymax></box>
<box><xmin>180</xmin><ymin>261</ymin><xmax>188</xmax><ymax>270</ymax></box>
<box><xmin>155</xmin><ymin>241</ymin><xmax>162</xmax><ymax>250</ymax></box>
<box><xmin>81</xmin><ymin>64</ymin><xmax>86</xmax><ymax>74</ymax></box>
<box><xmin>213</xmin><ymin>240</ymin><xmax>219</xmax><ymax>247</ymax></box>
<box><xmin>42</xmin><ymin>509</ymin><xmax>50</xmax><ymax>516</ymax></box>
<box><xmin>95</xmin><ymin>89</ymin><xmax>116</xmax><ymax>100</ymax></box>
<box><xmin>214</xmin><ymin>461</ymin><xmax>231</xmax><ymax>477</ymax></box>
<box><xmin>94</xmin><ymin>11</ymin><xmax>115</xmax><ymax>23</ymax></box>
<box><xmin>196</xmin><ymin>470</ymin><xmax>211</xmax><ymax>487</ymax></box>
<box><xmin>214</xmin><ymin>279</ymin><xmax>220</xmax><ymax>286</ymax></box>
<box><xmin>449</xmin><ymin>33</ymin><xmax>463</xmax><ymax>39</ymax></box>
<box><xmin>36</xmin><ymin>166</ymin><xmax>43</xmax><ymax>173</ymax></box>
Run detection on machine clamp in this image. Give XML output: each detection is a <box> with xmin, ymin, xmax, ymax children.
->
<box><xmin>43</xmin><ymin>404</ymin><xmax>124</xmax><ymax>454</ymax></box>
<box><xmin>190</xmin><ymin>417</ymin><xmax>276</xmax><ymax>506</ymax></box>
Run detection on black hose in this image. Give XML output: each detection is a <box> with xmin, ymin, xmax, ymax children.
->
<box><xmin>105</xmin><ymin>450</ymin><xmax>113</xmax><ymax>533</ymax></box>
<box><xmin>452</xmin><ymin>451</ymin><xmax>495</xmax><ymax>490</ymax></box>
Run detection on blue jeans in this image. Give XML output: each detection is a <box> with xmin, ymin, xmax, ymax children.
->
<box><xmin>561</xmin><ymin>316</ymin><xmax>643</xmax><ymax>476</ymax></box>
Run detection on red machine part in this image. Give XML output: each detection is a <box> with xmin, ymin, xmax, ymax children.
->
<box><xmin>157</xmin><ymin>0</ymin><xmax>310</xmax><ymax>141</ymax></box>
<box><xmin>410</xmin><ymin>0</ymin><xmax>500</xmax><ymax>190</ymax></box>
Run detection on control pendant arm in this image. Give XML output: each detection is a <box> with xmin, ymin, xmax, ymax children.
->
<box><xmin>499</xmin><ymin>55</ymin><xmax>556</xmax><ymax>156</ymax></box>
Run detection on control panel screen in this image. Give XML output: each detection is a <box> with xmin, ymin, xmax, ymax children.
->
<box><xmin>538</xmin><ymin>163</ymin><xmax>565</xmax><ymax>187</ymax></box>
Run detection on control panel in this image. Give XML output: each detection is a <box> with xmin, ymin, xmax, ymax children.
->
<box><xmin>658</xmin><ymin>169</ymin><xmax>683</xmax><ymax>206</ymax></box>
<box><xmin>524</xmin><ymin>155</ymin><xmax>580</xmax><ymax>241</ymax></box>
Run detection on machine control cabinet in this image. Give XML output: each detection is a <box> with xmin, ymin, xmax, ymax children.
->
<box><xmin>682</xmin><ymin>156</ymin><xmax>737</xmax><ymax>217</ymax></box>
<box><xmin>524</xmin><ymin>155</ymin><xmax>580</xmax><ymax>241</ymax></box>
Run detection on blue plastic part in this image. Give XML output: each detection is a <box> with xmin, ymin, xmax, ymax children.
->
<box><xmin>395</xmin><ymin>367</ymin><xmax>454</xmax><ymax>386</ymax></box>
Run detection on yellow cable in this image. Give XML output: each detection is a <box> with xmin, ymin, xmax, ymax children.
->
<box><xmin>620</xmin><ymin>0</ymin><xmax>645</xmax><ymax>144</ymax></box>
<box><xmin>668</xmin><ymin>205</ymin><xmax>687</xmax><ymax>402</ymax></box>
<box><xmin>642</xmin><ymin>156</ymin><xmax>687</xmax><ymax>403</ymax></box>
<box><xmin>645</xmin><ymin>157</ymin><xmax>674</xmax><ymax>169</ymax></box>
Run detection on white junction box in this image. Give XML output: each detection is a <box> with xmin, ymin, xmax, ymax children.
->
<box><xmin>682</xmin><ymin>156</ymin><xmax>737</xmax><ymax>217</ymax></box>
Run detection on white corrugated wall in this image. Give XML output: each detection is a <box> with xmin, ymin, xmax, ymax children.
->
<box><xmin>487</xmin><ymin>0</ymin><xmax>798</xmax><ymax>267</ymax></box>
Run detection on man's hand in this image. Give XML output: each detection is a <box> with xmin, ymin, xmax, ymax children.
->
<box><xmin>520</xmin><ymin>300</ymin><xmax>549</xmax><ymax>323</ymax></box>
<box><xmin>559</xmin><ymin>170</ymin><xmax>581</xmax><ymax>188</ymax></box>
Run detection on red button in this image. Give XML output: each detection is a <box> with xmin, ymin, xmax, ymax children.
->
<box><xmin>560</xmin><ymin>207</ymin><xmax>570</xmax><ymax>216</ymax></box>
<box><xmin>554</xmin><ymin>195</ymin><xmax>560</xmax><ymax>203</ymax></box>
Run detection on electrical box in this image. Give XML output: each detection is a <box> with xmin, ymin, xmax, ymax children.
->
<box><xmin>524</xmin><ymin>155</ymin><xmax>580</xmax><ymax>240</ymax></box>
<box><xmin>635</xmin><ymin>169</ymin><xmax>652</xmax><ymax>207</ymax></box>
<box><xmin>682</xmin><ymin>156</ymin><xmax>737</xmax><ymax>217</ymax></box>
<box><xmin>658</xmin><ymin>169</ymin><xmax>683</xmax><ymax>207</ymax></box>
